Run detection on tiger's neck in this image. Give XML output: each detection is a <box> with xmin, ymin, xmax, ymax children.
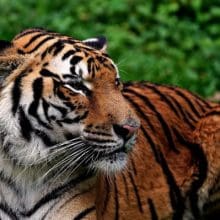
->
<box><xmin>0</xmin><ymin>150</ymin><xmax>97</xmax><ymax>218</ymax></box>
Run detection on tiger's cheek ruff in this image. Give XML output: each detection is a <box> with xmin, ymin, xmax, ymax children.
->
<box><xmin>0</xmin><ymin>72</ymin><xmax>89</xmax><ymax>167</ymax></box>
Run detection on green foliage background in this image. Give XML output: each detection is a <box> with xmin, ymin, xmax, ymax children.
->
<box><xmin>0</xmin><ymin>0</ymin><xmax>219</xmax><ymax>97</ymax></box>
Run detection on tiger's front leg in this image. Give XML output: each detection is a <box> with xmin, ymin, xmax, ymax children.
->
<box><xmin>193</xmin><ymin>107</ymin><xmax>220</xmax><ymax>219</ymax></box>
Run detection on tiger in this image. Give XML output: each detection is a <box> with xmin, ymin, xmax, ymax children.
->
<box><xmin>0</xmin><ymin>28</ymin><xmax>219</xmax><ymax>220</ymax></box>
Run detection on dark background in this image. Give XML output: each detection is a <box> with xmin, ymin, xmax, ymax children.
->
<box><xmin>0</xmin><ymin>0</ymin><xmax>219</xmax><ymax>97</ymax></box>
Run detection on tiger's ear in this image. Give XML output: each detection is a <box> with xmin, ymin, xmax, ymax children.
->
<box><xmin>83</xmin><ymin>36</ymin><xmax>107</xmax><ymax>52</ymax></box>
<box><xmin>0</xmin><ymin>40</ymin><xmax>25</xmax><ymax>84</ymax></box>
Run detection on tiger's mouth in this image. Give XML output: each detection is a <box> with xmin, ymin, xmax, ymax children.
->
<box><xmin>96</xmin><ymin>145</ymin><xmax>127</xmax><ymax>160</ymax></box>
<box><xmin>85</xmin><ymin>134</ymin><xmax>137</xmax><ymax>173</ymax></box>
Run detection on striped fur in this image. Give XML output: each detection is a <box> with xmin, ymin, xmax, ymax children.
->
<box><xmin>96</xmin><ymin>84</ymin><xmax>220</xmax><ymax>220</ymax></box>
<box><xmin>0</xmin><ymin>29</ymin><xmax>219</xmax><ymax>219</ymax></box>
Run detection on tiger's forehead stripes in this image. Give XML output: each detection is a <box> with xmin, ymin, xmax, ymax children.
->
<box><xmin>13</xmin><ymin>31</ymin><xmax>118</xmax><ymax>81</ymax></box>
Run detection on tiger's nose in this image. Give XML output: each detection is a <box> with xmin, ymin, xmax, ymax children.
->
<box><xmin>113</xmin><ymin>124</ymin><xmax>139</xmax><ymax>141</ymax></box>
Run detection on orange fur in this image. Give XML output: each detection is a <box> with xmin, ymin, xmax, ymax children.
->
<box><xmin>0</xmin><ymin>29</ymin><xmax>219</xmax><ymax>220</ymax></box>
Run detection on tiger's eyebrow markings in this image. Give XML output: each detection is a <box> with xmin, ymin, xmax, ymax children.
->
<box><xmin>62</xmin><ymin>50</ymin><xmax>76</xmax><ymax>60</ymax></box>
<box><xmin>40</xmin><ymin>68</ymin><xmax>60</xmax><ymax>80</ymax></box>
<box><xmin>52</xmin><ymin>41</ymin><xmax>65</xmax><ymax>56</ymax></box>
<box><xmin>71</xmin><ymin>56</ymin><xmax>83</xmax><ymax>65</ymax></box>
<box><xmin>62</xmin><ymin>74</ymin><xmax>77</xmax><ymax>80</ymax></box>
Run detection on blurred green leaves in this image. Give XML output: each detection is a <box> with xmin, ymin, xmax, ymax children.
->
<box><xmin>0</xmin><ymin>0</ymin><xmax>219</xmax><ymax>97</ymax></box>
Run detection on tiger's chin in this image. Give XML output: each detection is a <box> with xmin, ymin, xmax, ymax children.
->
<box><xmin>90</xmin><ymin>151</ymin><xmax>128</xmax><ymax>174</ymax></box>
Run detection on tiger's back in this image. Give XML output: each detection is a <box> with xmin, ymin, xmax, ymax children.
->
<box><xmin>96</xmin><ymin>82</ymin><xmax>220</xmax><ymax>220</ymax></box>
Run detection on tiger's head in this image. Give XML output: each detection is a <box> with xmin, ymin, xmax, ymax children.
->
<box><xmin>0</xmin><ymin>28</ymin><xmax>140</xmax><ymax>176</ymax></box>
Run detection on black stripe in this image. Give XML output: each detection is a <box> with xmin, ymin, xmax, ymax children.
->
<box><xmin>13</xmin><ymin>28</ymin><xmax>47</xmax><ymax>40</ymax></box>
<box><xmin>62</xmin><ymin>50</ymin><xmax>76</xmax><ymax>60</ymax></box>
<box><xmin>63</xmin><ymin>101</ymin><xmax>76</xmax><ymax>110</ymax></box>
<box><xmin>87</xmin><ymin>57</ymin><xmax>94</xmax><ymax>74</ymax></box>
<box><xmin>30</xmin><ymin>77</ymin><xmax>43</xmax><ymax>103</ymax></box>
<box><xmin>102</xmin><ymin>177</ymin><xmax>110</xmax><ymax>215</ymax></box>
<box><xmin>11</xmin><ymin>70</ymin><xmax>27</xmax><ymax>114</ymax></box>
<box><xmin>140</xmin><ymin>126</ymin><xmax>160</xmax><ymax>162</ymax></box>
<box><xmin>52</xmin><ymin>41</ymin><xmax>65</xmax><ymax>56</ymax></box>
<box><xmin>169</xmin><ymin>96</ymin><xmax>196</xmax><ymax>129</ymax></box>
<box><xmin>73</xmin><ymin>206</ymin><xmax>95</xmax><ymax>220</ymax></box>
<box><xmin>20</xmin><ymin>171</ymin><xmax>94</xmax><ymax>217</ymax></box>
<box><xmin>42</xmin><ymin>99</ymin><xmax>51</xmax><ymax>122</ymax></box>
<box><xmin>68</xmin><ymin>81</ymin><xmax>92</xmax><ymax>97</ymax></box>
<box><xmin>170</xmin><ymin>87</ymin><xmax>202</xmax><ymax>118</ymax></box>
<box><xmin>205</xmin><ymin>110</ymin><xmax>220</xmax><ymax>117</ymax></box>
<box><xmin>121</xmin><ymin>173</ymin><xmax>129</xmax><ymax>202</ymax></box>
<box><xmin>23</xmin><ymin>33</ymin><xmax>46</xmax><ymax>48</ymax></box>
<box><xmin>17</xmin><ymin>49</ymin><xmax>25</xmax><ymax>54</ymax></box>
<box><xmin>183</xmin><ymin>88</ymin><xmax>213</xmax><ymax>109</ymax></box>
<box><xmin>113</xmin><ymin>177</ymin><xmax>119</xmax><ymax>220</ymax></box>
<box><xmin>0</xmin><ymin>203</ymin><xmax>18</xmax><ymax>220</ymax></box>
<box><xmin>51</xmin><ymin>104</ymin><xmax>67</xmax><ymax>117</ymax></box>
<box><xmin>34</xmin><ymin>129</ymin><xmax>56</xmax><ymax>147</ymax></box>
<box><xmin>82</xmin><ymin>137</ymin><xmax>115</xmax><ymax>144</ymax></box>
<box><xmin>195</xmin><ymin>99</ymin><xmax>207</xmax><ymax>113</ymax></box>
<box><xmin>160</xmin><ymin>84</ymin><xmax>212</xmax><ymax>109</ymax></box>
<box><xmin>130</xmin><ymin>155</ymin><xmax>137</xmax><ymax>175</ymax></box>
<box><xmin>26</xmin><ymin>36</ymin><xmax>54</xmax><ymax>53</ymax></box>
<box><xmin>70</xmin><ymin>66</ymin><xmax>76</xmax><ymax>75</ymax></box>
<box><xmin>1</xmin><ymin>142</ymin><xmax>20</xmax><ymax>166</ymax></box>
<box><xmin>63</xmin><ymin>74</ymin><xmax>77</xmax><ymax>80</ymax></box>
<box><xmin>124</xmin><ymin>88</ymin><xmax>179</xmax><ymax>153</ymax></box>
<box><xmin>19</xmin><ymin>107</ymin><xmax>33</xmax><ymax>141</ymax></box>
<box><xmin>28</xmin><ymin>78</ymin><xmax>51</xmax><ymax>129</ymax></box>
<box><xmin>185</xmin><ymin>109</ymin><xmax>198</xmax><ymax>124</ymax></box>
<box><xmin>148</xmin><ymin>198</ymin><xmax>158</xmax><ymax>220</ymax></box>
<box><xmin>41</xmin><ymin>48</ymin><xmax>48</xmax><ymax>60</ymax></box>
<box><xmin>157</xmin><ymin>151</ymin><xmax>185</xmax><ymax>220</ymax></box>
<box><xmin>144</xmin><ymin>84</ymin><xmax>181</xmax><ymax>118</ymax></box>
<box><xmin>41</xmin><ymin>200</ymin><xmax>60</xmax><ymax>220</ymax></box>
<box><xmin>70</xmin><ymin>56</ymin><xmax>83</xmax><ymax>65</ymax></box>
<box><xmin>0</xmin><ymin>171</ymin><xmax>20</xmax><ymax>195</ymax></box>
<box><xmin>193</xmin><ymin>95</ymin><xmax>213</xmax><ymax>109</ymax></box>
<box><xmin>83</xmin><ymin>130</ymin><xmax>112</xmax><ymax>137</ymax></box>
<box><xmin>123</xmin><ymin>94</ymin><xmax>156</xmax><ymax>133</ymax></box>
<box><xmin>40</xmin><ymin>68</ymin><xmax>60</xmax><ymax>80</ymax></box>
<box><xmin>59</xmin><ymin>111</ymin><xmax>89</xmax><ymax>124</ymax></box>
<box><xmin>128</xmin><ymin>171</ymin><xmax>143</xmax><ymax>213</ymax></box>
<box><xmin>56</xmin><ymin>87</ymin><xmax>70</xmax><ymax>101</ymax></box>
<box><xmin>40</xmin><ymin>40</ymin><xmax>64</xmax><ymax>58</ymax></box>
<box><xmin>173</xmin><ymin>127</ymin><xmax>208</xmax><ymax>218</ymax></box>
<box><xmin>58</xmin><ymin>189</ymin><xmax>92</xmax><ymax>212</ymax></box>
<box><xmin>140</xmin><ymin>127</ymin><xmax>185</xmax><ymax>219</ymax></box>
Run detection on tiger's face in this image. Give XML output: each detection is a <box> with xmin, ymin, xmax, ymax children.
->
<box><xmin>0</xmin><ymin>29</ymin><xmax>140</xmax><ymax>175</ymax></box>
